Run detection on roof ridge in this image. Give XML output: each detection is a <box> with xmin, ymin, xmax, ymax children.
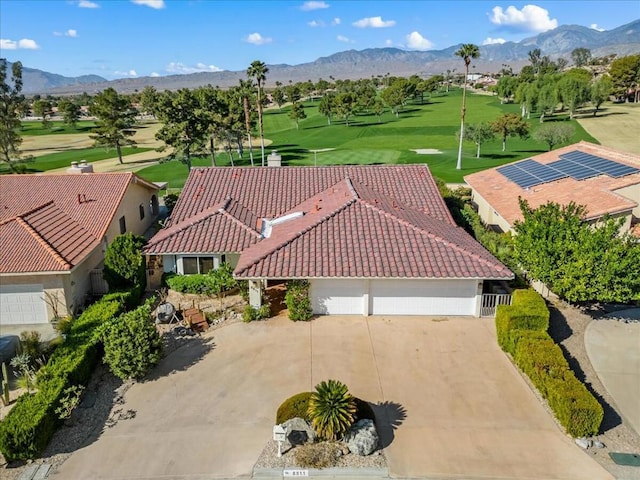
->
<box><xmin>359</xmin><ymin>199</ymin><xmax>508</xmax><ymax>273</ymax></box>
<box><xmin>235</xmin><ymin>198</ymin><xmax>356</xmax><ymax>276</ymax></box>
<box><xmin>218</xmin><ymin>207</ymin><xmax>261</xmax><ymax>238</ymax></box>
<box><xmin>146</xmin><ymin>203</ymin><xmax>226</xmax><ymax>247</ymax></box>
<box><xmin>15</xmin><ymin>216</ymin><xmax>73</xmax><ymax>270</ymax></box>
<box><xmin>0</xmin><ymin>200</ymin><xmax>55</xmax><ymax>226</ymax></box>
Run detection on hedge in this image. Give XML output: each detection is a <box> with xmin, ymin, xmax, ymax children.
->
<box><xmin>0</xmin><ymin>298</ymin><xmax>124</xmax><ymax>461</ymax></box>
<box><xmin>495</xmin><ymin>289</ymin><xmax>603</xmax><ymax>437</ymax></box>
<box><xmin>496</xmin><ymin>289</ymin><xmax>549</xmax><ymax>354</ymax></box>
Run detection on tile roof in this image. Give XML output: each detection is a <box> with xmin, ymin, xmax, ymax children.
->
<box><xmin>464</xmin><ymin>142</ymin><xmax>640</xmax><ymax>227</ymax></box>
<box><xmin>148</xmin><ymin>165</ymin><xmax>511</xmax><ymax>280</ymax></box>
<box><xmin>0</xmin><ymin>173</ymin><xmax>158</xmax><ymax>273</ymax></box>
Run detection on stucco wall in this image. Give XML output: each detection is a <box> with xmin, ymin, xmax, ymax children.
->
<box><xmin>104</xmin><ymin>181</ymin><xmax>159</xmax><ymax>243</ymax></box>
<box><xmin>613</xmin><ymin>183</ymin><xmax>640</xmax><ymax>218</ymax></box>
<box><xmin>471</xmin><ymin>189</ymin><xmax>512</xmax><ymax>233</ymax></box>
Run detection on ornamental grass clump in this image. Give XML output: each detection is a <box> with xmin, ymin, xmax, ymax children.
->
<box><xmin>308</xmin><ymin>379</ymin><xmax>356</xmax><ymax>441</ymax></box>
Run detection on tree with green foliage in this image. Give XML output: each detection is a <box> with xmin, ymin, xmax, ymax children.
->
<box><xmin>155</xmin><ymin>88</ymin><xmax>209</xmax><ymax>171</ymax></box>
<box><xmin>537</xmin><ymin>81</ymin><xmax>558</xmax><ymax>122</ymax></box>
<box><xmin>558</xmin><ymin>72</ymin><xmax>591</xmax><ymax>118</ymax></box>
<box><xmin>0</xmin><ymin>59</ymin><xmax>25</xmax><ymax>171</ymax></box>
<box><xmin>308</xmin><ymin>379</ymin><xmax>356</xmax><ymax>441</ymax></box>
<box><xmin>490</xmin><ymin>113</ymin><xmax>529</xmax><ymax>151</ymax></box>
<box><xmin>238</xmin><ymin>79</ymin><xmax>256</xmax><ymax>166</ymax></box>
<box><xmin>32</xmin><ymin>99</ymin><xmax>53</xmax><ymax>129</ymax></box>
<box><xmin>608</xmin><ymin>54</ymin><xmax>640</xmax><ymax>102</ymax></box>
<box><xmin>514</xmin><ymin>200</ymin><xmax>640</xmax><ymax>303</ymax></box>
<box><xmin>272</xmin><ymin>87</ymin><xmax>285</xmax><ymax>110</ymax></box>
<box><xmin>590</xmin><ymin>75</ymin><xmax>613</xmax><ymax>116</ymax></box>
<box><xmin>102</xmin><ymin>304</ymin><xmax>163</xmax><ymax>380</ymax></box>
<box><xmin>89</xmin><ymin>87</ymin><xmax>137</xmax><ymax>164</ymax></box>
<box><xmin>528</xmin><ymin>48</ymin><xmax>542</xmax><ymax>75</ymax></box>
<box><xmin>463</xmin><ymin>122</ymin><xmax>495</xmax><ymax>158</ymax></box>
<box><xmin>247</xmin><ymin>60</ymin><xmax>269</xmax><ymax>165</ymax></box>
<box><xmin>455</xmin><ymin>43</ymin><xmax>480</xmax><ymax>170</ymax></box>
<box><xmin>289</xmin><ymin>102</ymin><xmax>306</xmax><ymax>130</ymax></box>
<box><xmin>380</xmin><ymin>81</ymin><xmax>405</xmax><ymax>117</ymax></box>
<box><xmin>334</xmin><ymin>92</ymin><xmax>357</xmax><ymax>126</ymax></box>
<box><xmin>571</xmin><ymin>48</ymin><xmax>592</xmax><ymax>67</ymax></box>
<box><xmin>533</xmin><ymin>123</ymin><xmax>575</xmax><ymax>151</ymax></box>
<box><xmin>496</xmin><ymin>75</ymin><xmax>517</xmax><ymax>104</ymax></box>
<box><xmin>372</xmin><ymin>98</ymin><xmax>385</xmax><ymax>123</ymax></box>
<box><xmin>140</xmin><ymin>85</ymin><xmax>159</xmax><ymax>117</ymax></box>
<box><xmin>196</xmin><ymin>85</ymin><xmax>225</xmax><ymax>167</ymax></box>
<box><xmin>57</xmin><ymin>99</ymin><xmax>81</xmax><ymax>128</ymax></box>
<box><xmin>285</xmin><ymin>84</ymin><xmax>301</xmax><ymax>105</ymax></box>
<box><xmin>104</xmin><ymin>233</ymin><xmax>147</xmax><ymax>291</ymax></box>
<box><xmin>318</xmin><ymin>92</ymin><xmax>335</xmax><ymax>125</ymax></box>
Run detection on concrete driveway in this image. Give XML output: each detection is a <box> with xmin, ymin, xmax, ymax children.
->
<box><xmin>53</xmin><ymin>316</ymin><xmax>612</xmax><ymax>480</ymax></box>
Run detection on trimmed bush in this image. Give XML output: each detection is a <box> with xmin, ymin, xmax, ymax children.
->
<box><xmin>285</xmin><ymin>280</ymin><xmax>313</xmax><ymax>322</ymax></box>
<box><xmin>547</xmin><ymin>373</ymin><xmax>604</xmax><ymax>438</ymax></box>
<box><xmin>242</xmin><ymin>303</ymin><xmax>271</xmax><ymax>323</ymax></box>
<box><xmin>276</xmin><ymin>391</ymin><xmax>313</xmax><ymax>424</ymax></box>
<box><xmin>166</xmin><ymin>264</ymin><xmax>237</xmax><ymax>297</ymax></box>
<box><xmin>102</xmin><ymin>305</ymin><xmax>163</xmax><ymax>380</ymax></box>
<box><xmin>0</xmin><ymin>298</ymin><xmax>124</xmax><ymax>461</ymax></box>
<box><xmin>496</xmin><ymin>288</ymin><xmax>549</xmax><ymax>354</ymax></box>
<box><xmin>104</xmin><ymin>233</ymin><xmax>147</xmax><ymax>291</ymax></box>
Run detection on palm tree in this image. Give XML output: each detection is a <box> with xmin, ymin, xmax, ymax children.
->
<box><xmin>238</xmin><ymin>79</ymin><xmax>255</xmax><ymax>167</ymax></box>
<box><xmin>455</xmin><ymin>44</ymin><xmax>480</xmax><ymax>170</ymax></box>
<box><xmin>246</xmin><ymin>60</ymin><xmax>269</xmax><ymax>166</ymax></box>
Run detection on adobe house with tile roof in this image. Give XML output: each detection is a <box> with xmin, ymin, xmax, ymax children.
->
<box><xmin>0</xmin><ymin>173</ymin><xmax>161</xmax><ymax>325</ymax></box>
<box><xmin>464</xmin><ymin>142</ymin><xmax>640</xmax><ymax>236</ymax></box>
<box><xmin>145</xmin><ymin>165</ymin><xmax>512</xmax><ymax>317</ymax></box>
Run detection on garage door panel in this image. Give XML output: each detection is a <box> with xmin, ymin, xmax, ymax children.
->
<box><xmin>311</xmin><ymin>279</ymin><xmax>364</xmax><ymax>315</ymax></box>
<box><xmin>0</xmin><ymin>284</ymin><xmax>48</xmax><ymax>325</ymax></box>
<box><xmin>370</xmin><ymin>279</ymin><xmax>476</xmax><ymax>316</ymax></box>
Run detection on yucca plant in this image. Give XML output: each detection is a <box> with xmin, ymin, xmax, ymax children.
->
<box><xmin>308</xmin><ymin>379</ymin><xmax>356</xmax><ymax>441</ymax></box>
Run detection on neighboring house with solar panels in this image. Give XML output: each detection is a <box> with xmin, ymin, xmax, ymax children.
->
<box><xmin>464</xmin><ymin>142</ymin><xmax>640</xmax><ymax>236</ymax></box>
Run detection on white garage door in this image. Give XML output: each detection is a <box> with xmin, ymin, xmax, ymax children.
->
<box><xmin>0</xmin><ymin>284</ymin><xmax>48</xmax><ymax>325</ymax></box>
<box><xmin>311</xmin><ymin>279</ymin><xmax>365</xmax><ymax>315</ymax></box>
<box><xmin>370</xmin><ymin>279</ymin><xmax>477</xmax><ymax>316</ymax></box>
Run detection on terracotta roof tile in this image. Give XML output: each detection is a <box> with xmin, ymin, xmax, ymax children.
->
<box><xmin>464</xmin><ymin>142</ymin><xmax>640</xmax><ymax>227</ymax></box>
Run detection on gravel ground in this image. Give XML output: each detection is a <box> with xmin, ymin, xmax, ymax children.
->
<box><xmin>545</xmin><ymin>300</ymin><xmax>640</xmax><ymax>480</ymax></box>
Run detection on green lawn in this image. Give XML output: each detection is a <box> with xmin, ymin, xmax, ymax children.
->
<box><xmin>137</xmin><ymin>89</ymin><xmax>598</xmax><ymax>187</ymax></box>
<box><xmin>20</xmin><ymin>120</ymin><xmax>97</xmax><ymax>135</ymax></box>
<box><xmin>1</xmin><ymin>146</ymin><xmax>153</xmax><ymax>173</ymax></box>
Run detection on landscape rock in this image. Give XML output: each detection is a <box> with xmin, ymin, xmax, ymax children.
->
<box><xmin>281</xmin><ymin>417</ymin><xmax>317</xmax><ymax>447</ymax></box>
<box><xmin>593</xmin><ymin>440</ymin><xmax>605</xmax><ymax>449</ymax></box>
<box><xmin>343</xmin><ymin>419</ymin><xmax>379</xmax><ymax>456</ymax></box>
<box><xmin>575</xmin><ymin>437</ymin><xmax>592</xmax><ymax>449</ymax></box>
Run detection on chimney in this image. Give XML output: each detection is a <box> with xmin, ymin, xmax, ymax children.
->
<box><xmin>267</xmin><ymin>150</ymin><xmax>282</xmax><ymax>167</ymax></box>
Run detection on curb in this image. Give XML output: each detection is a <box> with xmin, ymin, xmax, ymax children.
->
<box><xmin>253</xmin><ymin>467</ymin><xmax>389</xmax><ymax>478</ymax></box>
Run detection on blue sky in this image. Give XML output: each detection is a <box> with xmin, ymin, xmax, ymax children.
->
<box><xmin>1</xmin><ymin>0</ymin><xmax>638</xmax><ymax>79</ymax></box>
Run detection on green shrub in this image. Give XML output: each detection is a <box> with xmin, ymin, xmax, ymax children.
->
<box><xmin>285</xmin><ymin>280</ymin><xmax>313</xmax><ymax>322</ymax></box>
<box><xmin>104</xmin><ymin>233</ymin><xmax>147</xmax><ymax>291</ymax></box>
<box><xmin>53</xmin><ymin>316</ymin><xmax>74</xmax><ymax>335</ymax></box>
<box><xmin>547</xmin><ymin>373</ymin><xmax>604</xmax><ymax>438</ymax></box>
<box><xmin>243</xmin><ymin>302</ymin><xmax>272</xmax><ymax>323</ymax></box>
<box><xmin>163</xmin><ymin>192</ymin><xmax>179</xmax><ymax>215</ymax></box>
<box><xmin>166</xmin><ymin>264</ymin><xmax>237</xmax><ymax>297</ymax></box>
<box><xmin>496</xmin><ymin>288</ymin><xmax>549</xmax><ymax>354</ymax></box>
<box><xmin>0</xmin><ymin>298</ymin><xmax>123</xmax><ymax>461</ymax></box>
<box><xmin>308</xmin><ymin>379</ymin><xmax>356</xmax><ymax>441</ymax></box>
<box><xmin>19</xmin><ymin>331</ymin><xmax>44</xmax><ymax>361</ymax></box>
<box><xmin>102</xmin><ymin>305</ymin><xmax>163</xmax><ymax>380</ymax></box>
<box><xmin>276</xmin><ymin>392</ymin><xmax>313</xmax><ymax>424</ymax></box>
<box><xmin>102</xmin><ymin>286</ymin><xmax>142</xmax><ymax>311</ymax></box>
<box><xmin>294</xmin><ymin>442</ymin><xmax>339</xmax><ymax>469</ymax></box>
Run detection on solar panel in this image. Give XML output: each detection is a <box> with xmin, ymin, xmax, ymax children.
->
<box><xmin>497</xmin><ymin>164</ymin><xmax>542</xmax><ymax>188</ymax></box>
<box><xmin>548</xmin><ymin>159</ymin><xmax>600</xmax><ymax>180</ymax></box>
<box><xmin>517</xmin><ymin>159</ymin><xmax>567</xmax><ymax>182</ymax></box>
<box><xmin>559</xmin><ymin>151</ymin><xmax>640</xmax><ymax>178</ymax></box>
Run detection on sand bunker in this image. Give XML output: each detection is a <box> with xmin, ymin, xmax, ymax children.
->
<box><xmin>411</xmin><ymin>149</ymin><xmax>443</xmax><ymax>155</ymax></box>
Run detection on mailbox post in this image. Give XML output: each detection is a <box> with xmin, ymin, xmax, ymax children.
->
<box><xmin>273</xmin><ymin>424</ymin><xmax>287</xmax><ymax>457</ymax></box>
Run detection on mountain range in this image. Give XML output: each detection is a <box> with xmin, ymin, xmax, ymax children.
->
<box><xmin>9</xmin><ymin>19</ymin><xmax>640</xmax><ymax>95</ymax></box>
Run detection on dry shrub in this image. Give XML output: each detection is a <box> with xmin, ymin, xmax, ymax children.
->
<box><xmin>294</xmin><ymin>442</ymin><xmax>339</xmax><ymax>469</ymax></box>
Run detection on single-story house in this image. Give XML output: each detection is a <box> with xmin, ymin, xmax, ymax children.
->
<box><xmin>464</xmin><ymin>142</ymin><xmax>640</xmax><ymax>236</ymax></box>
<box><xmin>0</xmin><ymin>172</ymin><xmax>161</xmax><ymax>325</ymax></box>
<box><xmin>145</xmin><ymin>165</ymin><xmax>512</xmax><ymax>317</ymax></box>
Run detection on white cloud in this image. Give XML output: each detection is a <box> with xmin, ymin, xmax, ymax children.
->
<box><xmin>131</xmin><ymin>0</ymin><xmax>165</xmax><ymax>8</ymax></box>
<box><xmin>385</xmin><ymin>39</ymin><xmax>393</xmax><ymax>46</ymax></box>
<box><xmin>165</xmin><ymin>62</ymin><xmax>223</xmax><ymax>74</ymax></box>
<box><xmin>300</xmin><ymin>1</ymin><xmax>329</xmax><ymax>11</ymax></box>
<box><xmin>353</xmin><ymin>16</ymin><xmax>396</xmax><ymax>28</ymax></box>
<box><xmin>337</xmin><ymin>35</ymin><xmax>354</xmax><ymax>43</ymax></box>
<box><xmin>483</xmin><ymin>36</ymin><xmax>506</xmax><ymax>45</ymax></box>
<box><xmin>150</xmin><ymin>72</ymin><xmax>160</xmax><ymax>77</ymax></box>
<box><xmin>308</xmin><ymin>20</ymin><xmax>324</xmax><ymax>27</ymax></box>
<box><xmin>331</xmin><ymin>17</ymin><xmax>341</xmax><ymax>25</ymax></box>
<box><xmin>55</xmin><ymin>29</ymin><xmax>78</xmax><ymax>37</ymax></box>
<box><xmin>405</xmin><ymin>31</ymin><xmax>434</xmax><ymax>50</ymax></box>
<box><xmin>590</xmin><ymin>23</ymin><xmax>605</xmax><ymax>32</ymax></box>
<box><xmin>78</xmin><ymin>0</ymin><xmax>99</xmax><ymax>8</ymax></box>
<box><xmin>489</xmin><ymin>5</ymin><xmax>557</xmax><ymax>32</ymax></box>
<box><xmin>1</xmin><ymin>38</ymin><xmax>40</xmax><ymax>50</ymax></box>
<box><xmin>115</xmin><ymin>69</ymin><xmax>138</xmax><ymax>77</ymax></box>
<box><xmin>245</xmin><ymin>32</ymin><xmax>272</xmax><ymax>45</ymax></box>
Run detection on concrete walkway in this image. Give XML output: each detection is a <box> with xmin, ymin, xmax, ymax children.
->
<box><xmin>52</xmin><ymin>316</ymin><xmax>612</xmax><ymax>480</ymax></box>
<box><xmin>585</xmin><ymin>310</ymin><xmax>640</xmax><ymax>436</ymax></box>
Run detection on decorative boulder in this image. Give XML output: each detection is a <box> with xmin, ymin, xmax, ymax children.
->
<box><xmin>343</xmin><ymin>419</ymin><xmax>379</xmax><ymax>456</ymax></box>
<box><xmin>282</xmin><ymin>417</ymin><xmax>317</xmax><ymax>447</ymax></box>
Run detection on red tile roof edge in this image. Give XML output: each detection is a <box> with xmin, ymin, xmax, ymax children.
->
<box><xmin>14</xmin><ymin>216</ymin><xmax>73</xmax><ymax>270</ymax></box>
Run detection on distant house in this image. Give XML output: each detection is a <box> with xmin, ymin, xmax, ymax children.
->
<box><xmin>0</xmin><ymin>172</ymin><xmax>161</xmax><ymax>325</ymax></box>
<box><xmin>145</xmin><ymin>165</ymin><xmax>512</xmax><ymax>317</ymax></box>
<box><xmin>464</xmin><ymin>142</ymin><xmax>640</xmax><ymax>235</ymax></box>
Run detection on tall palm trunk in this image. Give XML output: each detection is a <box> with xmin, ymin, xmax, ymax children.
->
<box><xmin>257</xmin><ymin>81</ymin><xmax>265</xmax><ymax>167</ymax></box>
<box><xmin>243</xmin><ymin>96</ymin><xmax>254</xmax><ymax>167</ymax></box>
<box><xmin>456</xmin><ymin>68</ymin><xmax>469</xmax><ymax>170</ymax></box>
<box><xmin>116</xmin><ymin>142</ymin><xmax>123</xmax><ymax>164</ymax></box>
<box><xmin>209</xmin><ymin>136</ymin><xmax>217</xmax><ymax>166</ymax></box>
